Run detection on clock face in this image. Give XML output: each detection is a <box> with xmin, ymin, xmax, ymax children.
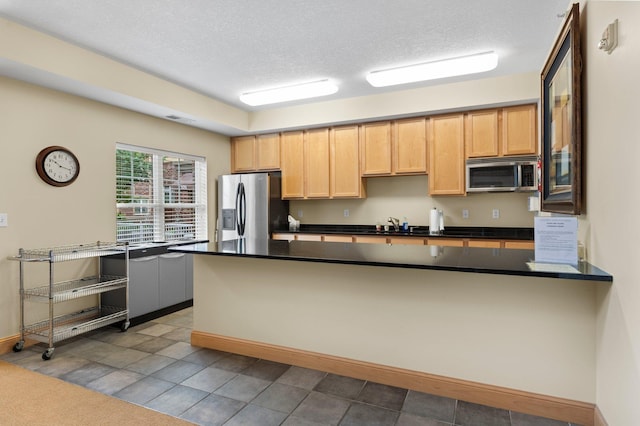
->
<box><xmin>36</xmin><ymin>146</ymin><xmax>80</xmax><ymax>187</ymax></box>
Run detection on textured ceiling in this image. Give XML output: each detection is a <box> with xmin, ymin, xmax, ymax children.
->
<box><xmin>0</xmin><ymin>0</ymin><xmax>571</xmax><ymax>113</ymax></box>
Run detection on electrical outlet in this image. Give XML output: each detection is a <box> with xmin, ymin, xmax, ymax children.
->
<box><xmin>0</xmin><ymin>213</ymin><xmax>7</xmax><ymax>227</ymax></box>
<box><xmin>492</xmin><ymin>209</ymin><xmax>500</xmax><ymax>219</ymax></box>
<box><xmin>462</xmin><ymin>209</ymin><xmax>469</xmax><ymax>219</ymax></box>
<box><xmin>343</xmin><ymin>209</ymin><xmax>350</xmax><ymax>218</ymax></box>
<box><xmin>298</xmin><ymin>210</ymin><xmax>303</xmax><ymax>218</ymax></box>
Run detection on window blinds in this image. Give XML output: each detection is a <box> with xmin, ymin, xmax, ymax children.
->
<box><xmin>116</xmin><ymin>144</ymin><xmax>207</xmax><ymax>243</ymax></box>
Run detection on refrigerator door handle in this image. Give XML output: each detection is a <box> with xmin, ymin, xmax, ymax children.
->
<box><xmin>235</xmin><ymin>183</ymin><xmax>242</xmax><ymax>236</ymax></box>
<box><xmin>236</xmin><ymin>182</ymin><xmax>246</xmax><ymax>237</ymax></box>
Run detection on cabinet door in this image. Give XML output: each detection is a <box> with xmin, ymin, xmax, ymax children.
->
<box><xmin>427</xmin><ymin>238</ymin><xmax>465</xmax><ymax>247</ymax></box>
<box><xmin>354</xmin><ymin>236</ymin><xmax>388</xmax><ymax>244</ymax></box>
<box><xmin>159</xmin><ymin>253</ymin><xmax>187</xmax><ymax>308</ymax></box>
<box><xmin>504</xmin><ymin>240</ymin><xmax>535</xmax><ymax>250</ymax></box>
<box><xmin>129</xmin><ymin>256</ymin><xmax>160</xmax><ymax>317</ymax></box>
<box><xmin>428</xmin><ymin>114</ymin><xmax>466</xmax><ymax>195</ymax></box>
<box><xmin>502</xmin><ymin>104</ymin><xmax>537</xmax><ymax>156</ymax></box>
<box><xmin>360</xmin><ymin>121</ymin><xmax>392</xmax><ymax>176</ymax></box>
<box><xmin>331</xmin><ymin>125</ymin><xmax>363</xmax><ymax>198</ymax></box>
<box><xmin>256</xmin><ymin>133</ymin><xmax>280</xmax><ymax>171</ymax></box>
<box><xmin>231</xmin><ymin>136</ymin><xmax>256</xmax><ymax>172</ymax></box>
<box><xmin>393</xmin><ymin>117</ymin><xmax>427</xmax><ymax>174</ymax></box>
<box><xmin>296</xmin><ymin>234</ymin><xmax>323</xmax><ymax>241</ymax></box>
<box><xmin>465</xmin><ymin>110</ymin><xmax>499</xmax><ymax>158</ymax></box>
<box><xmin>272</xmin><ymin>233</ymin><xmax>296</xmax><ymax>241</ymax></box>
<box><xmin>468</xmin><ymin>240</ymin><xmax>502</xmax><ymax>248</ymax></box>
<box><xmin>323</xmin><ymin>235</ymin><xmax>354</xmax><ymax>243</ymax></box>
<box><xmin>305</xmin><ymin>128</ymin><xmax>330</xmax><ymax>198</ymax></box>
<box><xmin>280</xmin><ymin>131</ymin><xmax>305</xmax><ymax>199</ymax></box>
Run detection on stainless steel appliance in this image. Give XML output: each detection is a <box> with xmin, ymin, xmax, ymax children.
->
<box><xmin>217</xmin><ymin>172</ymin><xmax>289</xmax><ymax>241</ymax></box>
<box><xmin>466</xmin><ymin>155</ymin><xmax>538</xmax><ymax>192</ymax></box>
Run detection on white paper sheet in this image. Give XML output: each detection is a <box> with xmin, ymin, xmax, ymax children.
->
<box><xmin>534</xmin><ymin>216</ymin><xmax>578</xmax><ymax>264</ymax></box>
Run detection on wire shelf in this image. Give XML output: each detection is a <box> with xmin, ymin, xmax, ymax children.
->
<box><xmin>24</xmin><ymin>306</ymin><xmax>128</xmax><ymax>344</ymax></box>
<box><xmin>23</xmin><ymin>275</ymin><xmax>128</xmax><ymax>303</ymax></box>
<box><xmin>11</xmin><ymin>241</ymin><xmax>127</xmax><ymax>263</ymax></box>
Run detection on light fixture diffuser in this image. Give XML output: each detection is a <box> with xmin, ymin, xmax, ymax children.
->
<box><xmin>366</xmin><ymin>51</ymin><xmax>499</xmax><ymax>87</ymax></box>
<box><xmin>240</xmin><ymin>79</ymin><xmax>338</xmax><ymax>106</ymax></box>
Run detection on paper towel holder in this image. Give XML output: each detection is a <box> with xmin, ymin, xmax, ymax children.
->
<box><xmin>429</xmin><ymin>208</ymin><xmax>444</xmax><ymax>236</ymax></box>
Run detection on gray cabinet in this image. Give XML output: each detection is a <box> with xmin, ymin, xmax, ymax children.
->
<box><xmin>102</xmin><ymin>248</ymin><xmax>192</xmax><ymax>321</ymax></box>
<box><xmin>159</xmin><ymin>253</ymin><xmax>187</xmax><ymax>308</ymax></box>
<box><xmin>130</xmin><ymin>256</ymin><xmax>160</xmax><ymax>317</ymax></box>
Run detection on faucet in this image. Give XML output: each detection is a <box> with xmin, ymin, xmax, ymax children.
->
<box><xmin>387</xmin><ymin>217</ymin><xmax>400</xmax><ymax>232</ymax></box>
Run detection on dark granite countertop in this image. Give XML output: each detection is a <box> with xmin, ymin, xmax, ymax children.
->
<box><xmin>273</xmin><ymin>225</ymin><xmax>534</xmax><ymax>240</ymax></box>
<box><xmin>169</xmin><ymin>239</ymin><xmax>612</xmax><ymax>282</ymax></box>
<box><xmin>106</xmin><ymin>240</ymin><xmax>209</xmax><ymax>259</ymax></box>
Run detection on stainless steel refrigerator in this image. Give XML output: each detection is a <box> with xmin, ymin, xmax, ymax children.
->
<box><xmin>217</xmin><ymin>172</ymin><xmax>289</xmax><ymax>242</ymax></box>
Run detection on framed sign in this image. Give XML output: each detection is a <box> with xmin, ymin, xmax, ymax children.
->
<box><xmin>541</xmin><ymin>3</ymin><xmax>582</xmax><ymax>215</ymax></box>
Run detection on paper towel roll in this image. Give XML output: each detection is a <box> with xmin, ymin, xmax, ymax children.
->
<box><xmin>429</xmin><ymin>208</ymin><xmax>440</xmax><ymax>235</ymax></box>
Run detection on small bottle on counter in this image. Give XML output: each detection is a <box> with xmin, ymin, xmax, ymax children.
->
<box><xmin>402</xmin><ymin>217</ymin><xmax>409</xmax><ymax>232</ymax></box>
<box><xmin>376</xmin><ymin>222</ymin><xmax>381</xmax><ymax>232</ymax></box>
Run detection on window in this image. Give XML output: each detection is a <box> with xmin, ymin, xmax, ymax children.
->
<box><xmin>116</xmin><ymin>143</ymin><xmax>207</xmax><ymax>243</ymax></box>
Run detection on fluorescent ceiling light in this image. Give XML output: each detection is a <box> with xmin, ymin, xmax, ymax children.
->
<box><xmin>366</xmin><ymin>51</ymin><xmax>499</xmax><ymax>87</ymax></box>
<box><xmin>240</xmin><ymin>79</ymin><xmax>338</xmax><ymax>106</ymax></box>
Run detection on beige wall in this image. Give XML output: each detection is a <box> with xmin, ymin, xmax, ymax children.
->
<box><xmin>0</xmin><ymin>17</ymin><xmax>248</xmax><ymax>134</ymax></box>
<box><xmin>248</xmin><ymin>72</ymin><xmax>538</xmax><ymax>132</ymax></box>
<box><xmin>291</xmin><ymin>176</ymin><xmax>535</xmax><ymax>228</ymax></box>
<box><xmin>582</xmin><ymin>2</ymin><xmax>640</xmax><ymax>425</ymax></box>
<box><xmin>0</xmin><ymin>76</ymin><xmax>230</xmax><ymax>337</ymax></box>
<box><xmin>195</xmin><ymin>255</ymin><xmax>598</xmax><ymax>402</ymax></box>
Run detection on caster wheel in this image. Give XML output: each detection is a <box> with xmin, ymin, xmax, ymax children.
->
<box><xmin>13</xmin><ymin>341</ymin><xmax>24</xmax><ymax>352</ymax></box>
<box><xmin>120</xmin><ymin>321</ymin><xmax>130</xmax><ymax>332</ymax></box>
<box><xmin>42</xmin><ymin>349</ymin><xmax>54</xmax><ymax>360</ymax></box>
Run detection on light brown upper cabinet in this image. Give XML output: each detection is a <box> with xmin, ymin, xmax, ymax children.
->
<box><xmin>280</xmin><ymin>131</ymin><xmax>305</xmax><ymax>199</ymax></box>
<box><xmin>304</xmin><ymin>128</ymin><xmax>331</xmax><ymax>198</ymax></box>
<box><xmin>230</xmin><ymin>135</ymin><xmax>256</xmax><ymax>172</ymax></box>
<box><xmin>393</xmin><ymin>117</ymin><xmax>427</xmax><ymax>174</ymax></box>
<box><xmin>281</xmin><ymin>127</ymin><xmax>363</xmax><ymax>200</ymax></box>
<box><xmin>465</xmin><ymin>104</ymin><xmax>538</xmax><ymax>158</ymax></box>
<box><xmin>465</xmin><ymin>109</ymin><xmax>499</xmax><ymax>158</ymax></box>
<box><xmin>360</xmin><ymin>121</ymin><xmax>392</xmax><ymax>176</ymax></box>
<box><xmin>256</xmin><ymin>133</ymin><xmax>281</xmax><ymax>170</ymax></box>
<box><xmin>501</xmin><ymin>104</ymin><xmax>537</xmax><ymax>156</ymax></box>
<box><xmin>428</xmin><ymin>114</ymin><xmax>466</xmax><ymax>196</ymax></box>
<box><xmin>360</xmin><ymin>119</ymin><xmax>427</xmax><ymax>176</ymax></box>
<box><xmin>331</xmin><ymin>125</ymin><xmax>365</xmax><ymax>198</ymax></box>
<box><xmin>231</xmin><ymin>133</ymin><xmax>281</xmax><ymax>173</ymax></box>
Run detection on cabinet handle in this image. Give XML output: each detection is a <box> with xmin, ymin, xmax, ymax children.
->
<box><xmin>159</xmin><ymin>253</ymin><xmax>185</xmax><ymax>259</ymax></box>
<box><xmin>131</xmin><ymin>256</ymin><xmax>157</xmax><ymax>263</ymax></box>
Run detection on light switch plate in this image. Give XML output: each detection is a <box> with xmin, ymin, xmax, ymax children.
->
<box><xmin>0</xmin><ymin>213</ymin><xmax>7</xmax><ymax>227</ymax></box>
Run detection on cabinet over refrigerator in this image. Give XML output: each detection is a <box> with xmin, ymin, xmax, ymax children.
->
<box><xmin>217</xmin><ymin>172</ymin><xmax>289</xmax><ymax>242</ymax></box>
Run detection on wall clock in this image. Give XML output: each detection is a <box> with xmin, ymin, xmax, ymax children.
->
<box><xmin>35</xmin><ymin>146</ymin><xmax>80</xmax><ymax>187</ymax></box>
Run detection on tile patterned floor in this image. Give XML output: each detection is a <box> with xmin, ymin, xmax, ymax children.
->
<box><xmin>1</xmin><ymin>308</ymin><xmax>582</xmax><ymax>426</ymax></box>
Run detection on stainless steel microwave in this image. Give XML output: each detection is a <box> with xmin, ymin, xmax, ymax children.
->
<box><xmin>466</xmin><ymin>155</ymin><xmax>538</xmax><ymax>192</ymax></box>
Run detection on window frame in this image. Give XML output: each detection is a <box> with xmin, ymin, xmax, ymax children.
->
<box><xmin>116</xmin><ymin>143</ymin><xmax>207</xmax><ymax>243</ymax></box>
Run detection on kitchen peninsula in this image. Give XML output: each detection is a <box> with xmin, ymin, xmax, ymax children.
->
<box><xmin>171</xmin><ymin>240</ymin><xmax>610</xmax><ymax>424</ymax></box>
